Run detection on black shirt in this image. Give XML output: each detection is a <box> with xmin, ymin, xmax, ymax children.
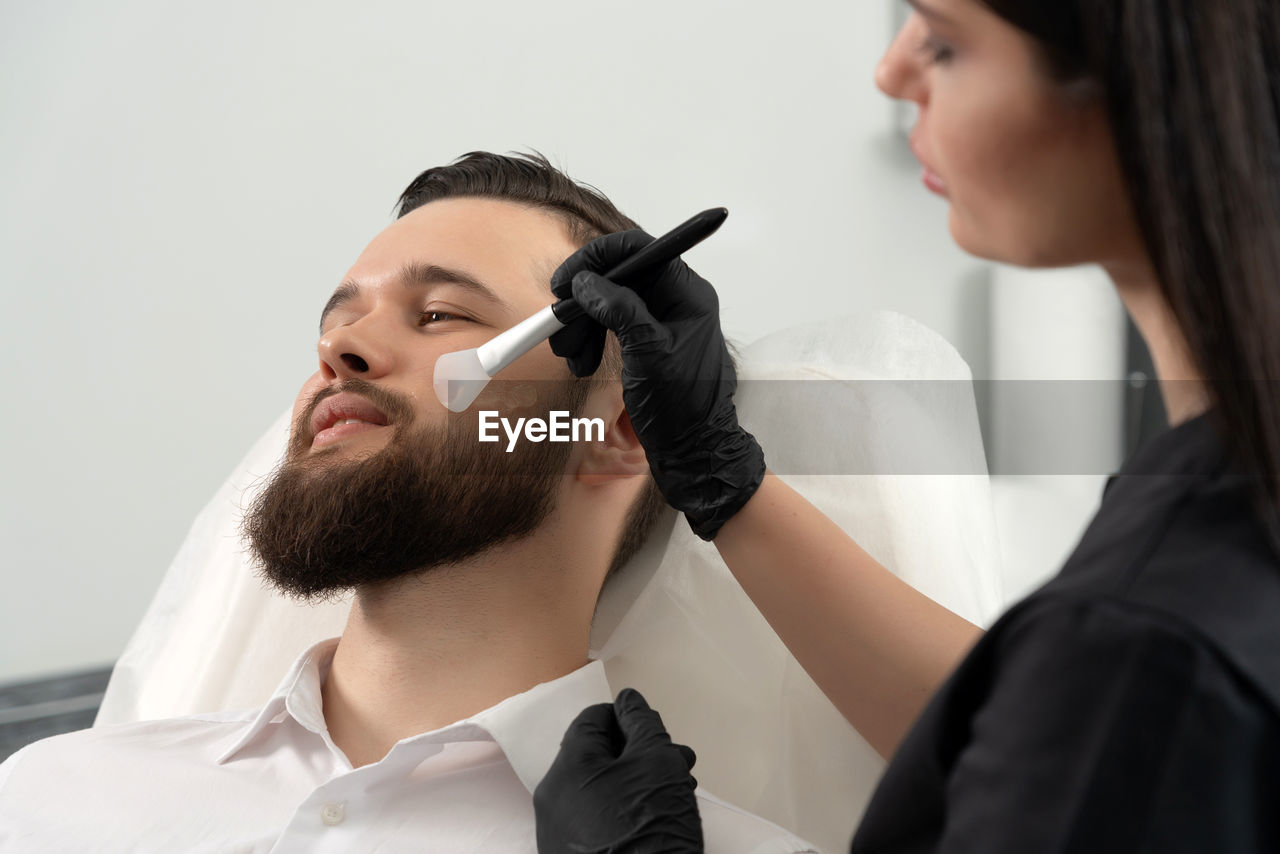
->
<box><xmin>850</xmin><ymin>412</ymin><xmax>1280</xmax><ymax>853</ymax></box>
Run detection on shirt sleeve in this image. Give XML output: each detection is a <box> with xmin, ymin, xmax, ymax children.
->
<box><xmin>936</xmin><ymin>598</ymin><xmax>1280</xmax><ymax>853</ymax></box>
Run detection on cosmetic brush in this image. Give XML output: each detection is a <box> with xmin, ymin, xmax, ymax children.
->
<box><xmin>432</xmin><ymin>207</ymin><xmax>728</xmax><ymax>413</ymax></box>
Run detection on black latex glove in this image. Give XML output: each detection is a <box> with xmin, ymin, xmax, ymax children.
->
<box><xmin>534</xmin><ymin>688</ymin><xmax>703</xmax><ymax>854</ymax></box>
<box><xmin>549</xmin><ymin>230</ymin><xmax>765</xmax><ymax>540</ymax></box>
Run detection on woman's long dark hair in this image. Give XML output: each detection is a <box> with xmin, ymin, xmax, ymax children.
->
<box><xmin>983</xmin><ymin>0</ymin><xmax>1280</xmax><ymax>548</ymax></box>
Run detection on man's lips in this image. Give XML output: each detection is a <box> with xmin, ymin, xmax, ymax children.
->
<box><xmin>309</xmin><ymin>392</ymin><xmax>391</xmax><ymax>449</ymax></box>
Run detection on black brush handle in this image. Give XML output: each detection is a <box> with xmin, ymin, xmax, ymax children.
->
<box><xmin>550</xmin><ymin>207</ymin><xmax>728</xmax><ymax>325</ymax></box>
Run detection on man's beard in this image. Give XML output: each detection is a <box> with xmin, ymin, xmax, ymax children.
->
<box><xmin>244</xmin><ymin>378</ymin><xmax>582</xmax><ymax>601</ymax></box>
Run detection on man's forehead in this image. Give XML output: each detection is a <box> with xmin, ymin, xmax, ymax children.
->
<box><xmin>349</xmin><ymin>197</ymin><xmax>578</xmax><ymax>297</ymax></box>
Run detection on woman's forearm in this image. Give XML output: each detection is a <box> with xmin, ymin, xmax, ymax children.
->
<box><xmin>714</xmin><ymin>474</ymin><xmax>984</xmax><ymax>760</ymax></box>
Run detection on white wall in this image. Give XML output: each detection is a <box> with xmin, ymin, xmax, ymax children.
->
<box><xmin>2</xmin><ymin>1</ymin><xmax>1064</xmax><ymax>682</ymax></box>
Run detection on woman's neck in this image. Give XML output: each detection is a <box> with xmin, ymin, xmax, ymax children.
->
<box><xmin>1104</xmin><ymin>257</ymin><xmax>1211</xmax><ymax>425</ymax></box>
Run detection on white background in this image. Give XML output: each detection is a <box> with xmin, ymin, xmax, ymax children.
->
<box><xmin>0</xmin><ymin>1</ymin><xmax>1121</xmax><ymax>682</ymax></box>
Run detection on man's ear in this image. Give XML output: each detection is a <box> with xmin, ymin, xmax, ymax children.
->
<box><xmin>576</xmin><ymin>386</ymin><xmax>650</xmax><ymax>486</ymax></box>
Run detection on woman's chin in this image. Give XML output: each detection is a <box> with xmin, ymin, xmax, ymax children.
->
<box><xmin>948</xmin><ymin>209</ymin><xmax>1068</xmax><ymax>269</ymax></box>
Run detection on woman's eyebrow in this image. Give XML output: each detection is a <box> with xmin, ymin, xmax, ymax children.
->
<box><xmin>906</xmin><ymin>0</ymin><xmax>959</xmax><ymax>26</ymax></box>
<box><xmin>318</xmin><ymin>262</ymin><xmax>507</xmax><ymax>332</ymax></box>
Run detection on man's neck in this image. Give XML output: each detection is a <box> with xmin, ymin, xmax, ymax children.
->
<box><xmin>320</xmin><ymin>519</ymin><xmax>597</xmax><ymax>769</ymax></box>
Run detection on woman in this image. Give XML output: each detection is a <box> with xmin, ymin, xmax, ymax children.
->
<box><xmin>533</xmin><ymin>0</ymin><xmax>1280</xmax><ymax>851</ymax></box>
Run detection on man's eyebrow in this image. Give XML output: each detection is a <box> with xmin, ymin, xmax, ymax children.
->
<box><xmin>319</xmin><ymin>282</ymin><xmax>361</xmax><ymax>333</ymax></box>
<box><xmin>906</xmin><ymin>0</ymin><xmax>958</xmax><ymax>26</ymax></box>
<box><xmin>318</xmin><ymin>262</ymin><xmax>506</xmax><ymax>332</ymax></box>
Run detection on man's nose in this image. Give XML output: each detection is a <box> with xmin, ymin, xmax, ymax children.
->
<box><xmin>317</xmin><ymin>316</ymin><xmax>396</xmax><ymax>381</ymax></box>
<box><xmin>875</xmin><ymin>13</ymin><xmax>929</xmax><ymax>104</ymax></box>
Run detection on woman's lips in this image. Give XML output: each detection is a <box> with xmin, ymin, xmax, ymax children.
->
<box><xmin>909</xmin><ymin>135</ymin><xmax>949</xmax><ymax>196</ymax></box>
<box><xmin>921</xmin><ymin>165</ymin><xmax>948</xmax><ymax>196</ymax></box>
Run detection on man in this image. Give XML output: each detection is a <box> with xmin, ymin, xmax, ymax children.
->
<box><xmin>0</xmin><ymin>153</ymin><xmax>815</xmax><ymax>853</ymax></box>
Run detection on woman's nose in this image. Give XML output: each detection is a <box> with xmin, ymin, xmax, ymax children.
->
<box><xmin>875</xmin><ymin>13</ymin><xmax>929</xmax><ymax>103</ymax></box>
<box><xmin>317</xmin><ymin>316</ymin><xmax>396</xmax><ymax>381</ymax></box>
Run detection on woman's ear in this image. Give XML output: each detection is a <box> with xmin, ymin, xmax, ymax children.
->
<box><xmin>576</xmin><ymin>388</ymin><xmax>650</xmax><ymax>486</ymax></box>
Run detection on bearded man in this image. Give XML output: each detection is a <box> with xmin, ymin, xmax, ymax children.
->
<box><xmin>0</xmin><ymin>152</ymin><xmax>815</xmax><ymax>854</ymax></box>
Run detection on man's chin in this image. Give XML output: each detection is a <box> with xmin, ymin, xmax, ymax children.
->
<box><xmin>291</xmin><ymin>436</ymin><xmax>397</xmax><ymax>475</ymax></box>
<box><xmin>248</xmin><ymin>393</ymin><xmax>575</xmax><ymax>602</ymax></box>
<box><xmin>263</xmin><ymin>575</ymin><xmax>357</xmax><ymax>604</ymax></box>
<box><xmin>273</xmin><ymin>563</ymin><xmax>428</xmax><ymax>603</ymax></box>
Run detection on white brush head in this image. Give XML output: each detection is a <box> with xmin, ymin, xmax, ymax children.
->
<box><xmin>433</xmin><ymin>348</ymin><xmax>493</xmax><ymax>413</ymax></box>
<box><xmin>433</xmin><ymin>305</ymin><xmax>567</xmax><ymax>413</ymax></box>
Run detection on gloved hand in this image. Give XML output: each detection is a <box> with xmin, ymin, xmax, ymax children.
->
<box><xmin>549</xmin><ymin>230</ymin><xmax>765</xmax><ymax>540</ymax></box>
<box><xmin>533</xmin><ymin>688</ymin><xmax>703</xmax><ymax>854</ymax></box>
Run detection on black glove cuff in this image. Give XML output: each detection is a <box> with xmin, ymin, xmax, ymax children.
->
<box><xmin>649</xmin><ymin>427</ymin><xmax>766</xmax><ymax>542</ymax></box>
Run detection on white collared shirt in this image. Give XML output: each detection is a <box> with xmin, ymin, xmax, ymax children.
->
<box><xmin>0</xmin><ymin>639</ymin><xmax>817</xmax><ymax>853</ymax></box>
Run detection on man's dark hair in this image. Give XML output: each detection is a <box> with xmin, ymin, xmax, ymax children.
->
<box><xmin>396</xmin><ymin>151</ymin><xmax>668</xmax><ymax>579</ymax></box>
<box><xmin>397</xmin><ymin>150</ymin><xmax>641</xmax><ymax>243</ymax></box>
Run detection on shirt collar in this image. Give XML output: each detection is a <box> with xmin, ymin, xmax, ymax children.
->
<box><xmin>215</xmin><ymin>637</ymin><xmax>338</xmax><ymax>764</ymax></box>
<box><xmin>1102</xmin><ymin>409</ymin><xmax>1225</xmax><ymax>501</ymax></box>
<box><xmin>1118</xmin><ymin>409</ymin><xmax>1223</xmax><ymax>477</ymax></box>
<box><xmin>215</xmin><ymin>637</ymin><xmax>614</xmax><ymax>794</ymax></box>
<box><xmin>468</xmin><ymin>656</ymin><xmax>613</xmax><ymax>793</ymax></box>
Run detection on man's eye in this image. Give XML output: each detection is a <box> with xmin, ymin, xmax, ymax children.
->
<box><xmin>417</xmin><ymin>310</ymin><xmax>468</xmax><ymax>326</ymax></box>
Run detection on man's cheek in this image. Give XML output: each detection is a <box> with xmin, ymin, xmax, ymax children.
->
<box><xmin>473</xmin><ymin>379</ymin><xmax>541</xmax><ymax>411</ymax></box>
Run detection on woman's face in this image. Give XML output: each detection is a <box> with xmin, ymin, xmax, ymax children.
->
<box><xmin>876</xmin><ymin>0</ymin><xmax>1141</xmax><ymax>270</ymax></box>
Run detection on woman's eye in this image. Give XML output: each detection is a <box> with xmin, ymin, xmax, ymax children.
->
<box><xmin>918</xmin><ymin>36</ymin><xmax>955</xmax><ymax>65</ymax></box>
<box><xmin>417</xmin><ymin>310</ymin><xmax>468</xmax><ymax>327</ymax></box>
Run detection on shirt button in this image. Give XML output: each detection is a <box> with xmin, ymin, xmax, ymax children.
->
<box><xmin>321</xmin><ymin>803</ymin><xmax>345</xmax><ymax>826</ymax></box>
